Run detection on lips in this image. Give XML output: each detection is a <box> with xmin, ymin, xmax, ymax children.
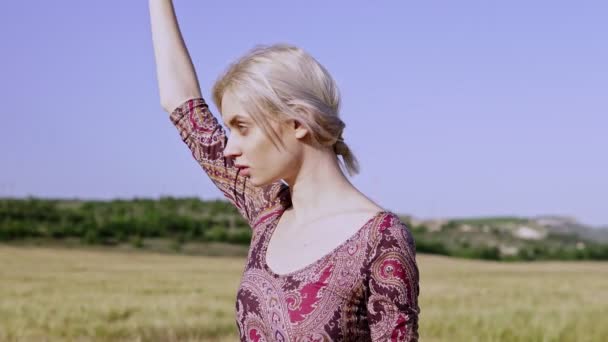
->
<box><xmin>239</xmin><ymin>167</ymin><xmax>250</xmax><ymax>177</ymax></box>
<box><xmin>235</xmin><ymin>164</ymin><xmax>250</xmax><ymax>176</ymax></box>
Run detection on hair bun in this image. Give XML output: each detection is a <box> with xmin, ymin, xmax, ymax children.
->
<box><xmin>333</xmin><ymin>139</ymin><xmax>346</xmax><ymax>155</ymax></box>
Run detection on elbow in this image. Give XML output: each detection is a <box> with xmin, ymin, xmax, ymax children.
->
<box><xmin>160</xmin><ymin>92</ymin><xmax>202</xmax><ymax>114</ymax></box>
<box><xmin>160</xmin><ymin>97</ymin><xmax>184</xmax><ymax>114</ymax></box>
<box><xmin>160</xmin><ymin>99</ymin><xmax>173</xmax><ymax>114</ymax></box>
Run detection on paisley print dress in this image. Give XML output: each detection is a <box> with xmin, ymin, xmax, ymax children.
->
<box><xmin>169</xmin><ymin>97</ymin><xmax>420</xmax><ymax>341</ymax></box>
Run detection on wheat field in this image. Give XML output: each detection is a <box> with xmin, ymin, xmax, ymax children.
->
<box><xmin>1</xmin><ymin>245</ymin><xmax>606</xmax><ymax>341</ymax></box>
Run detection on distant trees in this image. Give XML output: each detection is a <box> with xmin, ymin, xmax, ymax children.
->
<box><xmin>0</xmin><ymin>197</ymin><xmax>251</xmax><ymax>246</ymax></box>
<box><xmin>407</xmin><ymin>220</ymin><xmax>608</xmax><ymax>261</ymax></box>
<box><xmin>2</xmin><ymin>197</ymin><xmax>608</xmax><ymax>261</ymax></box>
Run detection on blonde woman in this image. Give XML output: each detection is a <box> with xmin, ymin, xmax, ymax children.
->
<box><xmin>149</xmin><ymin>1</ymin><xmax>420</xmax><ymax>340</ymax></box>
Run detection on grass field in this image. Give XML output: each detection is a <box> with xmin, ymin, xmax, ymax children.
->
<box><xmin>1</xmin><ymin>245</ymin><xmax>606</xmax><ymax>341</ymax></box>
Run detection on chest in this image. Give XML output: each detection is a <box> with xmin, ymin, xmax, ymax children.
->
<box><xmin>264</xmin><ymin>211</ymin><xmax>378</xmax><ymax>276</ymax></box>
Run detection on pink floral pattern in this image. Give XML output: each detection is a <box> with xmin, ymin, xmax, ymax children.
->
<box><xmin>170</xmin><ymin>98</ymin><xmax>420</xmax><ymax>341</ymax></box>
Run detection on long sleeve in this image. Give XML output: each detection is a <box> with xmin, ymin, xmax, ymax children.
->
<box><xmin>365</xmin><ymin>220</ymin><xmax>420</xmax><ymax>341</ymax></box>
<box><xmin>169</xmin><ymin>97</ymin><xmax>290</xmax><ymax>227</ymax></box>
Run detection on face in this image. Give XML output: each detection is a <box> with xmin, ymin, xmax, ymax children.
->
<box><xmin>220</xmin><ymin>89</ymin><xmax>308</xmax><ymax>187</ymax></box>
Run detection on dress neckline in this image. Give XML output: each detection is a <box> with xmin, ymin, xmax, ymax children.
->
<box><xmin>262</xmin><ymin>207</ymin><xmax>391</xmax><ymax>278</ymax></box>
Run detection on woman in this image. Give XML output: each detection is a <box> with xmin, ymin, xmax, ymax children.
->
<box><xmin>149</xmin><ymin>1</ymin><xmax>420</xmax><ymax>340</ymax></box>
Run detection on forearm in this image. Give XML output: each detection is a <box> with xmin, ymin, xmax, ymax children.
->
<box><xmin>149</xmin><ymin>0</ymin><xmax>201</xmax><ymax>112</ymax></box>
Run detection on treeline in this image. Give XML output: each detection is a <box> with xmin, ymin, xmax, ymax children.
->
<box><xmin>0</xmin><ymin>197</ymin><xmax>252</xmax><ymax>246</ymax></box>
<box><xmin>1</xmin><ymin>197</ymin><xmax>607</xmax><ymax>261</ymax></box>
<box><xmin>409</xmin><ymin>224</ymin><xmax>608</xmax><ymax>261</ymax></box>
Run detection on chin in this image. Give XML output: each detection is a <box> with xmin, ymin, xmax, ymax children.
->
<box><xmin>245</xmin><ymin>175</ymin><xmax>262</xmax><ymax>187</ymax></box>
<box><xmin>248</xmin><ymin>175</ymin><xmax>280</xmax><ymax>188</ymax></box>
<box><xmin>246</xmin><ymin>176</ymin><xmax>258</xmax><ymax>186</ymax></box>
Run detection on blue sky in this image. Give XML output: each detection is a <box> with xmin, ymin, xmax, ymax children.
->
<box><xmin>1</xmin><ymin>1</ymin><xmax>606</xmax><ymax>226</ymax></box>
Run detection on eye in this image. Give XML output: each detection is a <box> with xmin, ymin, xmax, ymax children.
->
<box><xmin>237</xmin><ymin>124</ymin><xmax>247</xmax><ymax>133</ymax></box>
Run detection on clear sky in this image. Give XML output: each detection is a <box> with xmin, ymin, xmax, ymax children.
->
<box><xmin>1</xmin><ymin>1</ymin><xmax>606</xmax><ymax>226</ymax></box>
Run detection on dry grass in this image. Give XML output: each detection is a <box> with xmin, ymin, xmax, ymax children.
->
<box><xmin>1</xmin><ymin>245</ymin><xmax>606</xmax><ymax>341</ymax></box>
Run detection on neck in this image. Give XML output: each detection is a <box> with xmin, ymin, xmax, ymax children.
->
<box><xmin>282</xmin><ymin>149</ymin><xmax>360</xmax><ymax>223</ymax></box>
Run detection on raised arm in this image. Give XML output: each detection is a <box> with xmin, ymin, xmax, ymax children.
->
<box><xmin>148</xmin><ymin>0</ymin><xmax>290</xmax><ymax>227</ymax></box>
<box><xmin>149</xmin><ymin>0</ymin><xmax>201</xmax><ymax>112</ymax></box>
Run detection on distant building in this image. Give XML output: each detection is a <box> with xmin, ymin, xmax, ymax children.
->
<box><xmin>514</xmin><ymin>226</ymin><xmax>546</xmax><ymax>240</ymax></box>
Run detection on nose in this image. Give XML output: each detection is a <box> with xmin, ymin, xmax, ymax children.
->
<box><xmin>223</xmin><ymin>135</ymin><xmax>242</xmax><ymax>159</ymax></box>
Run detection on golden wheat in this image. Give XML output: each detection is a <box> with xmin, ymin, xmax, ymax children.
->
<box><xmin>1</xmin><ymin>246</ymin><xmax>606</xmax><ymax>341</ymax></box>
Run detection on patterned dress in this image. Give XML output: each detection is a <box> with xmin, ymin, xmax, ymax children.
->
<box><xmin>169</xmin><ymin>97</ymin><xmax>420</xmax><ymax>341</ymax></box>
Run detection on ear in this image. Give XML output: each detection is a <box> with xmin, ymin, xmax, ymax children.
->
<box><xmin>292</xmin><ymin>119</ymin><xmax>309</xmax><ymax>140</ymax></box>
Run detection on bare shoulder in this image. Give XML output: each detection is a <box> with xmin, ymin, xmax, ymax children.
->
<box><xmin>350</xmin><ymin>196</ymin><xmax>385</xmax><ymax>214</ymax></box>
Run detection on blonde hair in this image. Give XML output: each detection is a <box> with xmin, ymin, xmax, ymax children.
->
<box><xmin>212</xmin><ymin>43</ymin><xmax>360</xmax><ymax>177</ymax></box>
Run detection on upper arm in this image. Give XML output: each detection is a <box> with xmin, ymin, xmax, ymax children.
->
<box><xmin>168</xmin><ymin>97</ymin><xmax>290</xmax><ymax>227</ymax></box>
<box><xmin>366</xmin><ymin>219</ymin><xmax>420</xmax><ymax>341</ymax></box>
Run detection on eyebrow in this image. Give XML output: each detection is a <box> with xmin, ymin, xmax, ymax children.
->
<box><xmin>223</xmin><ymin>115</ymin><xmax>248</xmax><ymax>128</ymax></box>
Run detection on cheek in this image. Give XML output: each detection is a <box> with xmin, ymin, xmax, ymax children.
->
<box><xmin>247</xmin><ymin>132</ymin><xmax>276</xmax><ymax>159</ymax></box>
<box><xmin>250</xmin><ymin>135</ymin><xmax>293</xmax><ymax>169</ymax></box>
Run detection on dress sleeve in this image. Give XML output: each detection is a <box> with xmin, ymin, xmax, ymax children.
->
<box><xmin>365</xmin><ymin>219</ymin><xmax>420</xmax><ymax>342</ymax></box>
<box><xmin>168</xmin><ymin>97</ymin><xmax>290</xmax><ymax>227</ymax></box>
